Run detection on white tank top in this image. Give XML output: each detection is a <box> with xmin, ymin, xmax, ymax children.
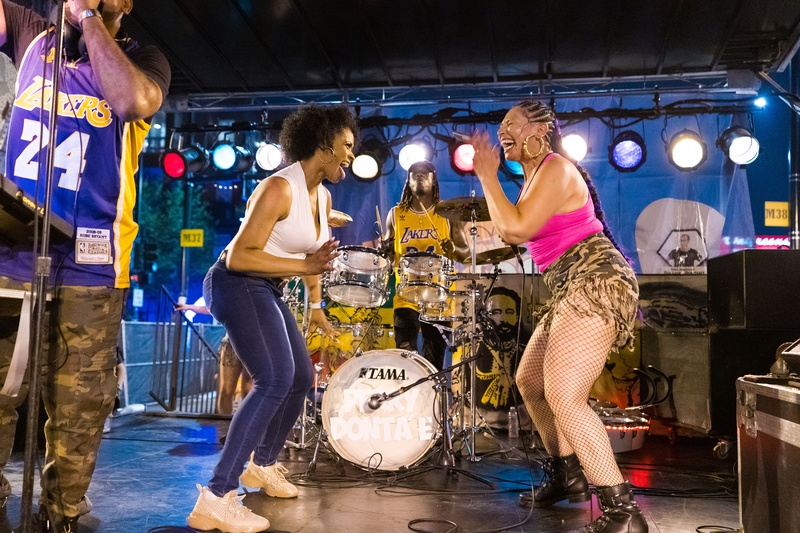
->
<box><xmin>262</xmin><ymin>161</ymin><xmax>330</xmax><ymax>260</ymax></box>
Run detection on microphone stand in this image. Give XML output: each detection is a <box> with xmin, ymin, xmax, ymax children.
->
<box><xmin>371</xmin><ymin>352</ymin><xmax>493</xmax><ymax>487</ymax></box>
<box><xmin>21</xmin><ymin>3</ymin><xmax>68</xmax><ymax>531</ymax></box>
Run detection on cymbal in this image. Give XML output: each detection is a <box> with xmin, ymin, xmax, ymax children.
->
<box><xmin>329</xmin><ymin>209</ymin><xmax>353</xmax><ymax>228</ymax></box>
<box><xmin>462</xmin><ymin>245</ymin><xmax>526</xmax><ymax>265</ymax></box>
<box><xmin>434</xmin><ymin>196</ymin><xmax>491</xmax><ymax>222</ymax></box>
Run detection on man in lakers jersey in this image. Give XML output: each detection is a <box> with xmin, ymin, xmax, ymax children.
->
<box><xmin>0</xmin><ymin>1</ymin><xmax>169</xmax><ymax>530</ymax></box>
<box><xmin>382</xmin><ymin>160</ymin><xmax>468</xmax><ymax>370</ymax></box>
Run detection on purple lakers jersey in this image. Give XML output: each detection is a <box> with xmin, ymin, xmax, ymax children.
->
<box><xmin>0</xmin><ymin>11</ymin><xmax>168</xmax><ymax>288</ymax></box>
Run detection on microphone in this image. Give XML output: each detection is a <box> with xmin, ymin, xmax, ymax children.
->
<box><xmin>512</xmin><ymin>245</ymin><xmax>523</xmax><ymax>264</ymax></box>
<box><xmin>367</xmin><ymin>393</ymin><xmax>386</xmax><ymax>411</ymax></box>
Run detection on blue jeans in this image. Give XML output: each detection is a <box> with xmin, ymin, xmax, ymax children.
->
<box><xmin>203</xmin><ymin>261</ymin><xmax>313</xmax><ymax>496</ymax></box>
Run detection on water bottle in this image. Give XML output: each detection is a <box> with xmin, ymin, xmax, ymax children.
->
<box><xmin>508</xmin><ymin>406</ymin><xmax>519</xmax><ymax>439</ymax></box>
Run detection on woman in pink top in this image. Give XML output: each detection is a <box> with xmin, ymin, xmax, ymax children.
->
<box><xmin>472</xmin><ymin>101</ymin><xmax>645</xmax><ymax>533</ymax></box>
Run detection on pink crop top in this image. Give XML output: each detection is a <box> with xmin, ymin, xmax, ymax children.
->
<box><xmin>524</xmin><ymin>195</ymin><xmax>603</xmax><ymax>271</ymax></box>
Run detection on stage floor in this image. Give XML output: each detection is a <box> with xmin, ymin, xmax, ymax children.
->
<box><xmin>2</xmin><ymin>413</ymin><xmax>739</xmax><ymax>533</ymax></box>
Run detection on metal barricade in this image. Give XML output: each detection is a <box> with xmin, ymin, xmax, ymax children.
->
<box><xmin>149</xmin><ymin>287</ymin><xmax>221</xmax><ymax>415</ymax></box>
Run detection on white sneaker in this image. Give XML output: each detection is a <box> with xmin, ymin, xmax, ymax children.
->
<box><xmin>187</xmin><ymin>484</ymin><xmax>269</xmax><ymax>533</ymax></box>
<box><xmin>240</xmin><ymin>454</ymin><xmax>299</xmax><ymax>498</ymax></box>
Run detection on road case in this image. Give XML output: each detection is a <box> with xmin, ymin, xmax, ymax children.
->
<box><xmin>737</xmin><ymin>376</ymin><xmax>800</xmax><ymax>532</ymax></box>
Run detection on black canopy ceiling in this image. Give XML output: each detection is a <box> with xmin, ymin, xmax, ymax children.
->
<box><xmin>124</xmin><ymin>0</ymin><xmax>800</xmax><ymax>110</ymax></box>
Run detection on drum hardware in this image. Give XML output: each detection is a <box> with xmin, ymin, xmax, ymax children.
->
<box><xmin>287</xmin><ymin>363</ymin><xmax>326</xmax><ymax>452</ymax></box>
<box><xmin>295</xmin><ymin>362</ymin><xmax>344</xmax><ymax>475</ymax></box>
<box><xmin>461</xmin><ymin>245</ymin><xmax>526</xmax><ymax>266</ymax></box>
<box><xmin>387</xmin><ymin>352</ymin><xmax>494</xmax><ymax>486</ymax></box>
<box><xmin>281</xmin><ymin>276</ymin><xmax>312</xmax><ymax>335</ymax></box>
<box><xmin>439</xmin><ymin>192</ymin><xmax>486</xmax><ymax>462</ymax></box>
<box><xmin>328</xmin><ymin>314</ymin><xmax>383</xmax><ymax>367</ymax></box>
<box><xmin>426</xmin><ymin>320</ymin><xmax>484</xmax><ymax>349</ymax></box>
<box><xmin>315</xmin><ymin>303</ymin><xmax>390</xmax><ymax>369</ymax></box>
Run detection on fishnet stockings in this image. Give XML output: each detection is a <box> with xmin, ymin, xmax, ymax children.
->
<box><xmin>516</xmin><ymin>290</ymin><xmax>624</xmax><ymax>487</ymax></box>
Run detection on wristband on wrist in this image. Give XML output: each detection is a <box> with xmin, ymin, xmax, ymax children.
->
<box><xmin>309</xmin><ymin>301</ymin><xmax>323</xmax><ymax>309</ymax></box>
<box><xmin>78</xmin><ymin>9</ymin><xmax>102</xmax><ymax>28</ymax></box>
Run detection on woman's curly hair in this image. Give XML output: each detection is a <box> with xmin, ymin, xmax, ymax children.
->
<box><xmin>279</xmin><ymin>104</ymin><xmax>360</xmax><ymax>163</ymax></box>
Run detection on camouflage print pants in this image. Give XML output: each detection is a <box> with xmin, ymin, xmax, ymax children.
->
<box><xmin>0</xmin><ymin>276</ymin><xmax>124</xmax><ymax>519</ymax></box>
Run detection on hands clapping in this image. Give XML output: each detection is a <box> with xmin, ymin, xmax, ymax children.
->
<box><xmin>470</xmin><ymin>130</ymin><xmax>501</xmax><ymax>184</ymax></box>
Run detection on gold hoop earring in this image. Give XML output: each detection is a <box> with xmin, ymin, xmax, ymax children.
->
<box><xmin>522</xmin><ymin>134</ymin><xmax>546</xmax><ymax>160</ymax></box>
<box><xmin>318</xmin><ymin>147</ymin><xmax>335</xmax><ymax>164</ymax></box>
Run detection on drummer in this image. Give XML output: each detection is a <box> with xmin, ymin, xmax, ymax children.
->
<box><xmin>381</xmin><ymin>160</ymin><xmax>469</xmax><ymax>370</ymax></box>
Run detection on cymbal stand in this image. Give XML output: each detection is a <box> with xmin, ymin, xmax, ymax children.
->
<box><xmin>464</xmin><ymin>192</ymin><xmax>481</xmax><ymax>462</ymax></box>
<box><xmin>286</xmin><ymin>362</ymin><xmax>324</xmax><ymax>451</ymax></box>
<box><xmin>298</xmin><ymin>363</ymin><xmax>341</xmax><ymax>475</ymax></box>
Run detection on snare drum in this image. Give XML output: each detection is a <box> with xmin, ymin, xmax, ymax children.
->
<box><xmin>325</xmin><ymin>246</ymin><xmax>391</xmax><ymax>308</ymax></box>
<box><xmin>321</xmin><ymin>349</ymin><xmax>439</xmax><ymax>471</ymax></box>
<box><xmin>396</xmin><ymin>252</ymin><xmax>452</xmax><ymax>305</ymax></box>
<box><xmin>419</xmin><ymin>290</ymin><xmax>477</xmax><ymax>323</ymax></box>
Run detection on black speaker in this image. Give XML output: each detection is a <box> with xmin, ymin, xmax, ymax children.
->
<box><xmin>709</xmin><ymin>328</ymin><xmax>800</xmax><ymax>437</ymax></box>
<box><xmin>708</xmin><ymin>250</ymin><xmax>800</xmax><ymax>329</ymax></box>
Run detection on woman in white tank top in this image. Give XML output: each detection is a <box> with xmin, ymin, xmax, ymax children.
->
<box><xmin>188</xmin><ymin>105</ymin><xmax>359</xmax><ymax>533</ymax></box>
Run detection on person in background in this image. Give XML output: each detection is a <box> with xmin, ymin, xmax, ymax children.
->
<box><xmin>186</xmin><ymin>104</ymin><xmax>358</xmax><ymax>533</ymax></box>
<box><xmin>471</xmin><ymin>100</ymin><xmax>645</xmax><ymax>533</ymax></box>
<box><xmin>103</xmin><ymin>334</ymin><xmax>127</xmax><ymax>434</ymax></box>
<box><xmin>174</xmin><ymin>303</ymin><xmax>253</xmax><ymax>416</ymax></box>
<box><xmin>381</xmin><ymin>161</ymin><xmax>469</xmax><ymax>370</ymax></box>
<box><xmin>0</xmin><ymin>1</ymin><xmax>169</xmax><ymax>531</ymax></box>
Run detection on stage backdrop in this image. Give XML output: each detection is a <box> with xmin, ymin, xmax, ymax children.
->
<box><xmin>326</xmin><ymin>94</ymin><xmax>757</xmax><ymax>276</ymax></box>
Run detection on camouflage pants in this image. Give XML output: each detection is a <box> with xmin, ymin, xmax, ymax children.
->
<box><xmin>0</xmin><ymin>276</ymin><xmax>124</xmax><ymax>518</ymax></box>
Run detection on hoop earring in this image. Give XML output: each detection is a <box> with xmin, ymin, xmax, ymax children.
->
<box><xmin>522</xmin><ymin>134</ymin><xmax>546</xmax><ymax>160</ymax></box>
<box><xmin>318</xmin><ymin>147</ymin><xmax>335</xmax><ymax>164</ymax></box>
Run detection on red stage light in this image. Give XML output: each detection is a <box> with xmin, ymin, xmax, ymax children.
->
<box><xmin>161</xmin><ymin>151</ymin><xmax>186</xmax><ymax>179</ymax></box>
<box><xmin>452</xmin><ymin>143</ymin><xmax>475</xmax><ymax>173</ymax></box>
<box><xmin>160</xmin><ymin>145</ymin><xmax>209</xmax><ymax>179</ymax></box>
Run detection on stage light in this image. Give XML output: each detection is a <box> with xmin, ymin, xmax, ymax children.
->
<box><xmin>352</xmin><ymin>138</ymin><xmax>390</xmax><ymax>180</ymax></box>
<box><xmin>667</xmin><ymin>130</ymin><xmax>706</xmax><ymax>171</ymax></box>
<box><xmin>211</xmin><ymin>141</ymin><xmax>253</xmax><ymax>172</ymax></box>
<box><xmin>608</xmin><ymin>131</ymin><xmax>646</xmax><ymax>172</ymax></box>
<box><xmin>561</xmin><ymin>133</ymin><xmax>588</xmax><ymax>162</ymax></box>
<box><xmin>450</xmin><ymin>142</ymin><xmax>475</xmax><ymax>174</ymax></box>
<box><xmin>255</xmin><ymin>143</ymin><xmax>282</xmax><ymax>171</ymax></box>
<box><xmin>160</xmin><ymin>144</ymin><xmax>209</xmax><ymax>179</ymax></box>
<box><xmin>398</xmin><ymin>141</ymin><xmax>432</xmax><ymax>170</ymax></box>
<box><xmin>500</xmin><ymin>149</ymin><xmax>524</xmax><ymax>176</ymax></box>
<box><xmin>717</xmin><ymin>126</ymin><xmax>760</xmax><ymax>165</ymax></box>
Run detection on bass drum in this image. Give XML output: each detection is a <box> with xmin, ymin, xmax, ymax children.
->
<box><xmin>321</xmin><ymin>349</ymin><xmax>439</xmax><ymax>471</ymax></box>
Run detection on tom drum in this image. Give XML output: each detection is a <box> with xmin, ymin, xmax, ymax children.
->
<box><xmin>396</xmin><ymin>252</ymin><xmax>452</xmax><ymax>305</ymax></box>
<box><xmin>325</xmin><ymin>246</ymin><xmax>391</xmax><ymax>308</ymax></box>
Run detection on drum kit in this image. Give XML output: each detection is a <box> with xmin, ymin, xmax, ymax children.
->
<box><xmin>289</xmin><ymin>195</ymin><xmax>524</xmax><ymax>473</ymax></box>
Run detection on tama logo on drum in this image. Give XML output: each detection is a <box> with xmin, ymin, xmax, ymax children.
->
<box><xmin>358</xmin><ymin>367</ymin><xmax>407</xmax><ymax>380</ymax></box>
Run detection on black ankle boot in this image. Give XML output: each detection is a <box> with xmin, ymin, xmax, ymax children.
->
<box><xmin>582</xmin><ymin>482</ymin><xmax>648</xmax><ymax>533</ymax></box>
<box><xmin>519</xmin><ymin>453</ymin><xmax>591</xmax><ymax>508</ymax></box>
